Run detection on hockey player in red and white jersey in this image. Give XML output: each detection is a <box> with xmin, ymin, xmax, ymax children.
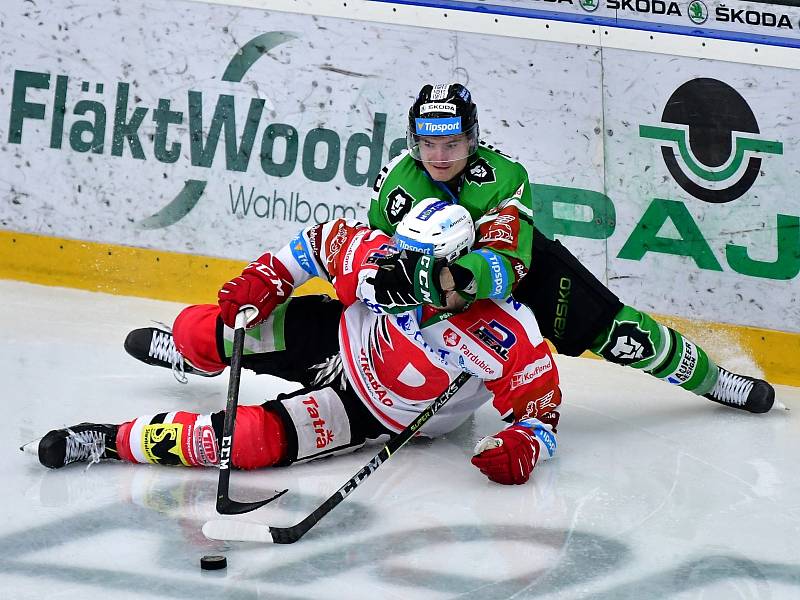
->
<box><xmin>23</xmin><ymin>199</ymin><xmax>561</xmax><ymax>486</ymax></box>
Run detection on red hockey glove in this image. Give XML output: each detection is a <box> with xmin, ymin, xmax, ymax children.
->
<box><xmin>217</xmin><ymin>254</ymin><xmax>294</xmax><ymax>328</ymax></box>
<box><xmin>471</xmin><ymin>420</ymin><xmax>556</xmax><ymax>485</ymax></box>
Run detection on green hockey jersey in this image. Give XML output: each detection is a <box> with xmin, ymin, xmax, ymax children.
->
<box><xmin>368</xmin><ymin>144</ymin><xmax>533</xmax><ymax>300</ymax></box>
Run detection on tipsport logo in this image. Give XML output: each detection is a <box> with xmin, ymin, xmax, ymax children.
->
<box><xmin>640</xmin><ymin>78</ymin><xmax>783</xmax><ymax>203</ymax></box>
<box><xmin>394</xmin><ymin>234</ymin><xmax>434</xmax><ymax>256</ymax></box>
<box><xmin>415</xmin><ymin>117</ymin><xmax>462</xmax><ymax>135</ymax></box>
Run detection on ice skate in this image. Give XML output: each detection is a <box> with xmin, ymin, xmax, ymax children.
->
<box><xmin>124</xmin><ymin>325</ymin><xmax>223</xmax><ymax>383</ymax></box>
<box><xmin>704</xmin><ymin>367</ymin><xmax>775</xmax><ymax>414</ymax></box>
<box><xmin>21</xmin><ymin>423</ymin><xmax>120</xmax><ymax>469</ymax></box>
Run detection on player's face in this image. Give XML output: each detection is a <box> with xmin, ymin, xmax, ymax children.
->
<box><xmin>418</xmin><ymin>134</ymin><xmax>470</xmax><ymax>182</ymax></box>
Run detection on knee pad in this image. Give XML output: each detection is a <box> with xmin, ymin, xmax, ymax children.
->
<box><xmin>591</xmin><ymin>305</ymin><xmax>661</xmax><ymax>366</ymax></box>
<box><xmin>172</xmin><ymin>304</ymin><xmax>225</xmax><ymax>373</ymax></box>
<box><xmin>229</xmin><ymin>406</ymin><xmax>287</xmax><ymax>470</ymax></box>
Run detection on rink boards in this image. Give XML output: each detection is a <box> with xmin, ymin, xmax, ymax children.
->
<box><xmin>1</xmin><ymin>0</ymin><xmax>798</xmax><ymax>383</ymax></box>
<box><xmin>1</xmin><ymin>227</ymin><xmax>796</xmax><ymax>387</ymax></box>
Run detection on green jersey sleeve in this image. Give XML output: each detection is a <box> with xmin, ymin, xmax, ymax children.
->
<box><xmin>453</xmin><ymin>159</ymin><xmax>534</xmax><ymax>299</ymax></box>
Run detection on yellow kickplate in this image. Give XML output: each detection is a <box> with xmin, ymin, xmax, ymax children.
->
<box><xmin>1</xmin><ymin>229</ymin><xmax>797</xmax><ymax>386</ymax></box>
<box><xmin>0</xmin><ymin>229</ymin><xmax>333</xmax><ymax>304</ymax></box>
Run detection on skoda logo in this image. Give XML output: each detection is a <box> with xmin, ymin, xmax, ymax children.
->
<box><xmin>687</xmin><ymin>1</ymin><xmax>708</xmax><ymax>24</ymax></box>
<box><xmin>640</xmin><ymin>78</ymin><xmax>782</xmax><ymax>203</ymax></box>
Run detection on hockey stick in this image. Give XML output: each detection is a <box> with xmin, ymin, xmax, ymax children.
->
<box><xmin>215</xmin><ymin>308</ymin><xmax>288</xmax><ymax>515</ymax></box>
<box><xmin>203</xmin><ymin>370</ymin><xmax>471</xmax><ymax>543</ymax></box>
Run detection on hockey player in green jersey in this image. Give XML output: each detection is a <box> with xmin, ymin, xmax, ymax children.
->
<box><xmin>368</xmin><ymin>82</ymin><xmax>775</xmax><ymax>413</ymax></box>
<box><xmin>369</xmin><ymin>86</ymin><xmax>531</xmax><ymax>307</ymax></box>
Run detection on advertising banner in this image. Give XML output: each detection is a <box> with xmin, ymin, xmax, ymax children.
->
<box><xmin>1</xmin><ymin>0</ymin><xmax>797</xmax><ymax>334</ymax></box>
<box><xmin>600</xmin><ymin>53</ymin><xmax>799</xmax><ymax>332</ymax></box>
<box><xmin>432</xmin><ymin>0</ymin><xmax>800</xmax><ymax>44</ymax></box>
<box><xmin>0</xmin><ymin>0</ymin><xmax>601</xmax><ymax>260</ymax></box>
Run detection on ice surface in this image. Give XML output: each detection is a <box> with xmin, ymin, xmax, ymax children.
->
<box><xmin>2</xmin><ymin>280</ymin><xmax>799</xmax><ymax>599</ymax></box>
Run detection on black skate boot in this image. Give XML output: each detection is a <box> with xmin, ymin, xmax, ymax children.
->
<box><xmin>21</xmin><ymin>423</ymin><xmax>120</xmax><ymax>469</ymax></box>
<box><xmin>124</xmin><ymin>325</ymin><xmax>222</xmax><ymax>384</ymax></box>
<box><xmin>704</xmin><ymin>367</ymin><xmax>775</xmax><ymax>414</ymax></box>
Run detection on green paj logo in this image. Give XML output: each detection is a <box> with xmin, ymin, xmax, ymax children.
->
<box><xmin>640</xmin><ymin>78</ymin><xmax>783</xmax><ymax>203</ymax></box>
<box><xmin>531</xmin><ymin>78</ymin><xmax>799</xmax><ymax>281</ymax></box>
<box><xmin>529</xmin><ymin>78</ymin><xmax>798</xmax><ymax>281</ymax></box>
<box><xmin>7</xmin><ymin>33</ymin><xmax>405</xmax><ymax>229</ymax></box>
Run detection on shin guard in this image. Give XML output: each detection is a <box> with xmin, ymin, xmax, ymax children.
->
<box><xmin>115</xmin><ymin>407</ymin><xmax>287</xmax><ymax>469</ymax></box>
<box><xmin>590</xmin><ymin>305</ymin><xmax>718</xmax><ymax>395</ymax></box>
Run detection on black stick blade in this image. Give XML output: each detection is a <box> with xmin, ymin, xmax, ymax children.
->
<box><xmin>216</xmin><ymin>488</ymin><xmax>288</xmax><ymax>515</ymax></box>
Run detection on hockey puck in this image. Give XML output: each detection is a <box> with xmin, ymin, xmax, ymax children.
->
<box><xmin>200</xmin><ymin>555</ymin><xmax>227</xmax><ymax>570</ymax></box>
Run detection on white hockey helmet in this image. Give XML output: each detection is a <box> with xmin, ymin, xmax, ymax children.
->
<box><xmin>393</xmin><ymin>198</ymin><xmax>475</xmax><ymax>263</ymax></box>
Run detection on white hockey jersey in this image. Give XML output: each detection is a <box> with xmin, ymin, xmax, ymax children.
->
<box><xmin>274</xmin><ymin>219</ymin><xmax>561</xmax><ymax>436</ymax></box>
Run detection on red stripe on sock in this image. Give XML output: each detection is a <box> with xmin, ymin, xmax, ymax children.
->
<box><xmin>116</xmin><ymin>420</ymin><xmax>136</xmax><ymax>463</ymax></box>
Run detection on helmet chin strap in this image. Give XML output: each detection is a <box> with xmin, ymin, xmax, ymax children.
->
<box><xmin>426</xmin><ymin>171</ymin><xmax>463</xmax><ymax>202</ymax></box>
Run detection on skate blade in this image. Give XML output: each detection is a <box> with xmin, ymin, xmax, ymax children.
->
<box><xmin>19</xmin><ymin>438</ymin><xmax>41</xmax><ymax>456</ymax></box>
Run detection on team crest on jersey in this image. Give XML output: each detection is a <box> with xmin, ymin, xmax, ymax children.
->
<box><xmin>443</xmin><ymin>328</ymin><xmax>461</xmax><ymax>347</ymax></box>
<box><xmin>467</xmin><ymin>319</ymin><xmax>517</xmax><ymax>361</ymax></box>
<box><xmin>365</xmin><ymin>243</ymin><xmax>396</xmax><ymax>266</ymax></box>
<box><xmin>386</xmin><ymin>187</ymin><xmax>414</xmax><ymax>225</ymax></box>
<box><xmin>599</xmin><ymin>320</ymin><xmax>655</xmax><ymax>366</ymax></box>
<box><xmin>478</xmin><ymin>213</ymin><xmax>516</xmax><ymax>245</ymax></box>
<box><xmin>522</xmin><ymin>390</ymin><xmax>557</xmax><ymax>419</ymax></box>
<box><xmin>464</xmin><ymin>158</ymin><xmax>496</xmax><ymax>186</ymax></box>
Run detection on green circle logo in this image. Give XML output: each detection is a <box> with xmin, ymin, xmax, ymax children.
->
<box><xmin>579</xmin><ymin>0</ymin><xmax>600</xmax><ymax>13</ymax></box>
<box><xmin>688</xmin><ymin>1</ymin><xmax>708</xmax><ymax>25</ymax></box>
<box><xmin>640</xmin><ymin>78</ymin><xmax>783</xmax><ymax>204</ymax></box>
